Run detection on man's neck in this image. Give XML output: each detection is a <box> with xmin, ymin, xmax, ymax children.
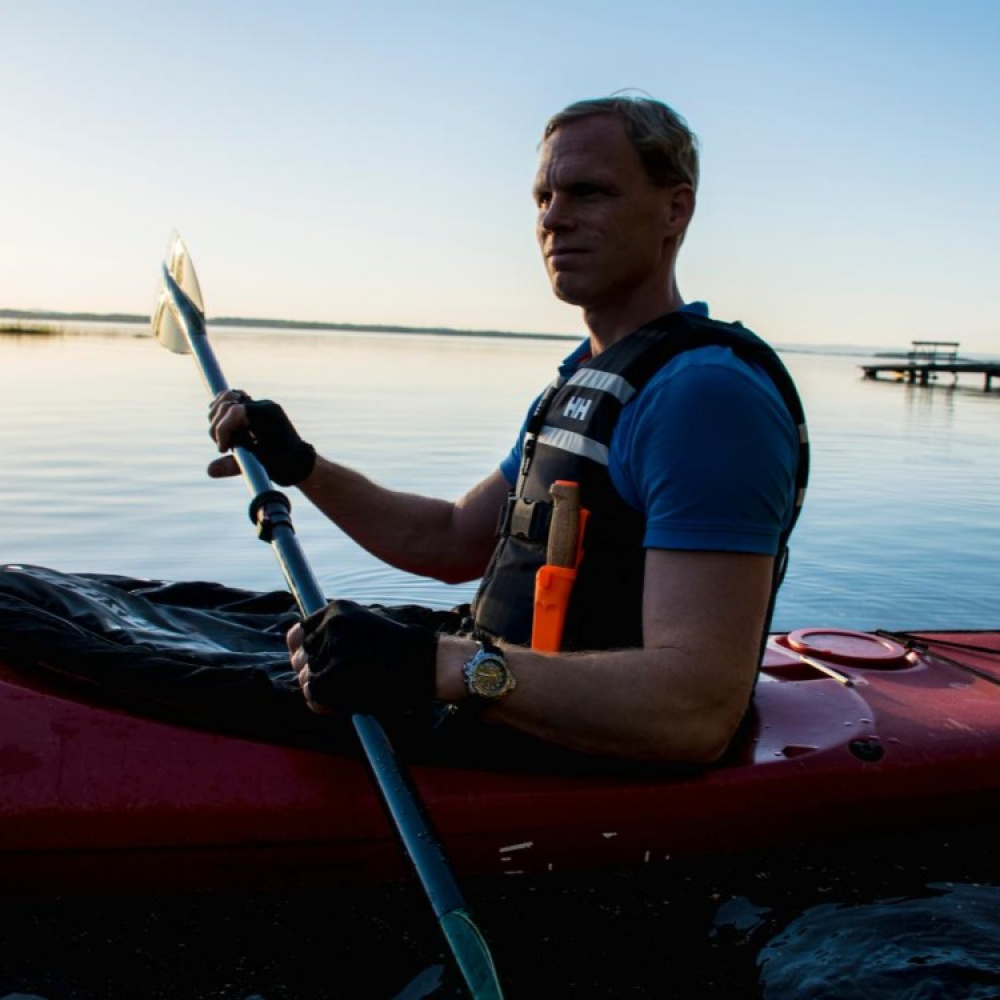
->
<box><xmin>583</xmin><ymin>283</ymin><xmax>685</xmax><ymax>355</ymax></box>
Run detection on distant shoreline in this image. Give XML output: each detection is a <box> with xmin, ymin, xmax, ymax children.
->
<box><xmin>0</xmin><ymin>308</ymin><xmax>577</xmax><ymax>343</ymax></box>
<box><xmin>2</xmin><ymin>309</ymin><xmax>995</xmax><ymax>362</ymax></box>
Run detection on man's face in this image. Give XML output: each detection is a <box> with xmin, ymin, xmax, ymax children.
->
<box><xmin>533</xmin><ymin>115</ymin><xmax>685</xmax><ymax>313</ymax></box>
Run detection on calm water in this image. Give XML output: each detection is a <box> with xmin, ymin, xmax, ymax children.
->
<box><xmin>1</xmin><ymin>324</ymin><xmax>999</xmax><ymax>1000</ymax></box>
<box><xmin>1</xmin><ymin>324</ymin><xmax>997</xmax><ymax>630</ymax></box>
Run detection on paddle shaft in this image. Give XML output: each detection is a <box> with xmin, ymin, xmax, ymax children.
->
<box><xmin>162</xmin><ymin>268</ymin><xmax>503</xmax><ymax>999</ymax></box>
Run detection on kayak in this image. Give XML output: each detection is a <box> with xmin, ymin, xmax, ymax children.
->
<box><xmin>2</xmin><ymin>566</ymin><xmax>1000</xmax><ymax>896</ymax></box>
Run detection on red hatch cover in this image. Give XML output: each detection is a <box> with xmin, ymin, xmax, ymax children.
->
<box><xmin>784</xmin><ymin>628</ymin><xmax>911</xmax><ymax>668</ymax></box>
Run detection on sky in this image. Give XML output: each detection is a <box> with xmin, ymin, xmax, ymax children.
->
<box><xmin>2</xmin><ymin>0</ymin><xmax>999</xmax><ymax>352</ymax></box>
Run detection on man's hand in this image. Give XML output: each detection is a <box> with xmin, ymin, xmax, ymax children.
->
<box><xmin>207</xmin><ymin>390</ymin><xmax>317</xmax><ymax>486</ymax></box>
<box><xmin>287</xmin><ymin>600</ymin><xmax>439</xmax><ymax>725</ymax></box>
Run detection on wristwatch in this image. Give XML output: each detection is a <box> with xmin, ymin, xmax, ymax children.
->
<box><xmin>462</xmin><ymin>638</ymin><xmax>516</xmax><ymax>704</ymax></box>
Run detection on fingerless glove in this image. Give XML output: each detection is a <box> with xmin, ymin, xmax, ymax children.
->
<box><xmin>240</xmin><ymin>399</ymin><xmax>317</xmax><ymax>486</ymax></box>
<box><xmin>301</xmin><ymin>600</ymin><xmax>438</xmax><ymax>723</ymax></box>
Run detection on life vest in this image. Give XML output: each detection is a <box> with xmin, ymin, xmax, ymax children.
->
<box><xmin>470</xmin><ymin>310</ymin><xmax>809</xmax><ymax>650</ymax></box>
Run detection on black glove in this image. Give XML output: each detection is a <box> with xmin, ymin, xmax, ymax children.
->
<box><xmin>301</xmin><ymin>600</ymin><xmax>438</xmax><ymax>725</ymax></box>
<box><xmin>237</xmin><ymin>397</ymin><xmax>317</xmax><ymax>486</ymax></box>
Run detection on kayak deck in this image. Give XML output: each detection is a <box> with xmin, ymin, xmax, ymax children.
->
<box><xmin>2</xmin><ymin>629</ymin><xmax>1000</xmax><ymax>894</ymax></box>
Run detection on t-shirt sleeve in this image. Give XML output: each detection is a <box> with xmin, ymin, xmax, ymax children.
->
<box><xmin>499</xmin><ymin>443</ymin><xmax>521</xmax><ymax>486</ymax></box>
<box><xmin>610</xmin><ymin>350</ymin><xmax>799</xmax><ymax>555</ymax></box>
<box><xmin>499</xmin><ymin>396</ymin><xmax>539</xmax><ymax>486</ymax></box>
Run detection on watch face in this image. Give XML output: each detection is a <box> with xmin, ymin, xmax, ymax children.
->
<box><xmin>470</xmin><ymin>655</ymin><xmax>510</xmax><ymax>698</ymax></box>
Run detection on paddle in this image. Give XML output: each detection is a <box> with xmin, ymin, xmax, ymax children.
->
<box><xmin>152</xmin><ymin>233</ymin><xmax>504</xmax><ymax>1000</ymax></box>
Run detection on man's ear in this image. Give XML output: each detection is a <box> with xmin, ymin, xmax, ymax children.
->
<box><xmin>664</xmin><ymin>183</ymin><xmax>696</xmax><ymax>238</ymax></box>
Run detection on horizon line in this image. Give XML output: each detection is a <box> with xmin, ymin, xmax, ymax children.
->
<box><xmin>2</xmin><ymin>307</ymin><xmax>996</xmax><ymax>361</ymax></box>
<box><xmin>0</xmin><ymin>307</ymin><xmax>578</xmax><ymax>343</ymax></box>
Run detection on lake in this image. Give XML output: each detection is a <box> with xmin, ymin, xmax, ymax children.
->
<box><xmin>2</xmin><ymin>323</ymin><xmax>997</xmax><ymax>630</ymax></box>
<box><xmin>1</xmin><ymin>322</ymin><xmax>999</xmax><ymax>999</ymax></box>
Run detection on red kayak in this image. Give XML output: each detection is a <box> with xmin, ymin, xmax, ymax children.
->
<box><xmin>3</xmin><ymin>621</ymin><xmax>1000</xmax><ymax>896</ymax></box>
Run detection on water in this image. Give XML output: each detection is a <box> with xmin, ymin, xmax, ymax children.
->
<box><xmin>2</xmin><ymin>324</ymin><xmax>996</xmax><ymax>630</ymax></box>
<box><xmin>1</xmin><ymin>324</ymin><xmax>999</xmax><ymax>999</ymax></box>
<box><xmin>757</xmin><ymin>883</ymin><xmax>1000</xmax><ymax>999</ymax></box>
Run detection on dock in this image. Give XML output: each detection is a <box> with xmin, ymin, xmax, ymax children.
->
<box><xmin>861</xmin><ymin>340</ymin><xmax>999</xmax><ymax>391</ymax></box>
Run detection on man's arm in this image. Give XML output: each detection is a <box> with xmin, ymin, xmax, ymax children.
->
<box><xmin>207</xmin><ymin>389</ymin><xmax>509</xmax><ymax>584</ymax></box>
<box><xmin>297</xmin><ymin>461</ymin><xmax>508</xmax><ymax>584</ymax></box>
<box><xmin>436</xmin><ymin>548</ymin><xmax>773</xmax><ymax>762</ymax></box>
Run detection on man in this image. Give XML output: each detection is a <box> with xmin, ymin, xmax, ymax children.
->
<box><xmin>208</xmin><ymin>95</ymin><xmax>807</xmax><ymax>764</ymax></box>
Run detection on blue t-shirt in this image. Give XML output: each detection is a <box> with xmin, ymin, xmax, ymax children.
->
<box><xmin>499</xmin><ymin>304</ymin><xmax>799</xmax><ymax>556</ymax></box>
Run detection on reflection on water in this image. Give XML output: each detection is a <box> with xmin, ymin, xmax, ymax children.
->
<box><xmin>8</xmin><ymin>856</ymin><xmax>1000</xmax><ymax>998</ymax></box>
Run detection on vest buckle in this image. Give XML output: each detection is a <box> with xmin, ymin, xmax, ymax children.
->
<box><xmin>499</xmin><ymin>495</ymin><xmax>552</xmax><ymax>543</ymax></box>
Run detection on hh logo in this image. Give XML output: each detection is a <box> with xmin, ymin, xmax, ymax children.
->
<box><xmin>563</xmin><ymin>395</ymin><xmax>592</xmax><ymax>421</ymax></box>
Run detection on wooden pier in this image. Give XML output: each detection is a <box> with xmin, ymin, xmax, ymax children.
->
<box><xmin>861</xmin><ymin>340</ymin><xmax>999</xmax><ymax>391</ymax></box>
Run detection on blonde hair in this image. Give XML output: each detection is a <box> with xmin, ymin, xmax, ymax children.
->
<box><xmin>543</xmin><ymin>93</ymin><xmax>700</xmax><ymax>190</ymax></box>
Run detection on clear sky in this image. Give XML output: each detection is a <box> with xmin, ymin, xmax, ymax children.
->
<box><xmin>3</xmin><ymin>0</ymin><xmax>998</xmax><ymax>351</ymax></box>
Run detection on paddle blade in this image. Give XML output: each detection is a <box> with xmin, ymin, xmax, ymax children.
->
<box><xmin>165</xmin><ymin>233</ymin><xmax>205</xmax><ymax>316</ymax></box>
<box><xmin>152</xmin><ymin>233</ymin><xmax>208</xmax><ymax>354</ymax></box>
<box><xmin>440</xmin><ymin>910</ymin><xmax>505</xmax><ymax>999</ymax></box>
<box><xmin>151</xmin><ymin>288</ymin><xmax>190</xmax><ymax>355</ymax></box>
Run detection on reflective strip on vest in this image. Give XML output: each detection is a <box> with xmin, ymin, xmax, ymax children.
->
<box><xmin>536</xmin><ymin>426</ymin><xmax>610</xmax><ymax>466</ymax></box>
<box><xmin>564</xmin><ymin>368</ymin><xmax>636</xmax><ymax>404</ymax></box>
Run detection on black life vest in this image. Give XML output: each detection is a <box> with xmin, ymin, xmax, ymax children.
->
<box><xmin>470</xmin><ymin>310</ymin><xmax>809</xmax><ymax>650</ymax></box>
